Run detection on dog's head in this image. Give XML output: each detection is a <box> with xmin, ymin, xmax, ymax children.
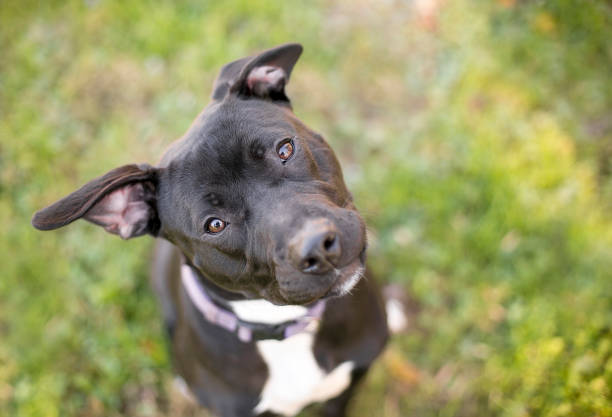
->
<box><xmin>32</xmin><ymin>44</ymin><xmax>366</xmax><ymax>305</ymax></box>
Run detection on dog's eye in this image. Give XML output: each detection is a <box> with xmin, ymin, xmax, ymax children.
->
<box><xmin>205</xmin><ymin>218</ymin><xmax>227</xmax><ymax>234</ymax></box>
<box><xmin>277</xmin><ymin>139</ymin><xmax>294</xmax><ymax>161</ymax></box>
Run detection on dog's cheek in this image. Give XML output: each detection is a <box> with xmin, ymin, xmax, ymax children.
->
<box><xmin>192</xmin><ymin>251</ymin><xmax>248</xmax><ymax>288</ymax></box>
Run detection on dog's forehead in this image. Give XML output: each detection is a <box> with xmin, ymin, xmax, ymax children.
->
<box><xmin>204</xmin><ymin>99</ymin><xmax>295</xmax><ymax>144</ymax></box>
<box><xmin>162</xmin><ymin>98</ymin><xmax>303</xmax><ymax>192</ymax></box>
<box><xmin>161</xmin><ymin>99</ymin><xmax>295</xmax><ymax>165</ymax></box>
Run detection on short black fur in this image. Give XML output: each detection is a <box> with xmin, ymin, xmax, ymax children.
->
<box><xmin>32</xmin><ymin>44</ymin><xmax>388</xmax><ymax>417</ymax></box>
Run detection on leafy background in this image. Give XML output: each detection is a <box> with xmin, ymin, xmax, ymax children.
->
<box><xmin>1</xmin><ymin>0</ymin><xmax>611</xmax><ymax>416</ymax></box>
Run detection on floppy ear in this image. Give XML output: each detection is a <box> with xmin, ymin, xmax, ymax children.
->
<box><xmin>211</xmin><ymin>43</ymin><xmax>303</xmax><ymax>103</ymax></box>
<box><xmin>32</xmin><ymin>164</ymin><xmax>160</xmax><ymax>239</ymax></box>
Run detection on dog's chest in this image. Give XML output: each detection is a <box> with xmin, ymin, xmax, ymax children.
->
<box><xmin>229</xmin><ymin>300</ymin><xmax>354</xmax><ymax>416</ymax></box>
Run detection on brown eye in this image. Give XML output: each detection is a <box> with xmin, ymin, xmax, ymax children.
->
<box><xmin>277</xmin><ymin>139</ymin><xmax>294</xmax><ymax>161</ymax></box>
<box><xmin>205</xmin><ymin>218</ymin><xmax>226</xmax><ymax>234</ymax></box>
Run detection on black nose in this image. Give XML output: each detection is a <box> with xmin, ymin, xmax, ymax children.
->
<box><xmin>289</xmin><ymin>219</ymin><xmax>341</xmax><ymax>274</ymax></box>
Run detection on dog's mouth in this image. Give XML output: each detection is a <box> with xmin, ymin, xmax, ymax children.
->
<box><xmin>324</xmin><ymin>245</ymin><xmax>367</xmax><ymax>298</ymax></box>
<box><xmin>269</xmin><ymin>244</ymin><xmax>367</xmax><ymax>306</ymax></box>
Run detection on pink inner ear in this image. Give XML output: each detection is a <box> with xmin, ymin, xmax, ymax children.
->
<box><xmin>246</xmin><ymin>65</ymin><xmax>286</xmax><ymax>96</ymax></box>
<box><xmin>85</xmin><ymin>183</ymin><xmax>152</xmax><ymax>239</ymax></box>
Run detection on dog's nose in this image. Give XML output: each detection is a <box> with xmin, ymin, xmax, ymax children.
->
<box><xmin>288</xmin><ymin>219</ymin><xmax>341</xmax><ymax>274</ymax></box>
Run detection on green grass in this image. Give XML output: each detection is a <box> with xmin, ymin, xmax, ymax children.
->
<box><xmin>1</xmin><ymin>0</ymin><xmax>611</xmax><ymax>416</ymax></box>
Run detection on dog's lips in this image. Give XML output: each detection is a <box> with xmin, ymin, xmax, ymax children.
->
<box><xmin>325</xmin><ymin>256</ymin><xmax>365</xmax><ymax>298</ymax></box>
<box><xmin>273</xmin><ymin>259</ymin><xmax>364</xmax><ymax>305</ymax></box>
<box><xmin>269</xmin><ymin>244</ymin><xmax>367</xmax><ymax>305</ymax></box>
<box><xmin>322</xmin><ymin>243</ymin><xmax>367</xmax><ymax>297</ymax></box>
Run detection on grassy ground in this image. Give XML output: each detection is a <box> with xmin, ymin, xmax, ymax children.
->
<box><xmin>1</xmin><ymin>0</ymin><xmax>611</xmax><ymax>416</ymax></box>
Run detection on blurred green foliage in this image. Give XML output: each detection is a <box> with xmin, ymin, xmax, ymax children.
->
<box><xmin>1</xmin><ymin>0</ymin><xmax>611</xmax><ymax>416</ymax></box>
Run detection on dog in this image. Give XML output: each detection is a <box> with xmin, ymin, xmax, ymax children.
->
<box><xmin>32</xmin><ymin>43</ymin><xmax>390</xmax><ymax>417</ymax></box>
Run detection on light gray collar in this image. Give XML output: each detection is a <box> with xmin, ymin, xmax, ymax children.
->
<box><xmin>181</xmin><ymin>264</ymin><xmax>326</xmax><ymax>342</ymax></box>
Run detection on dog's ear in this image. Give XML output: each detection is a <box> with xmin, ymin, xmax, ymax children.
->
<box><xmin>211</xmin><ymin>43</ymin><xmax>303</xmax><ymax>104</ymax></box>
<box><xmin>32</xmin><ymin>164</ymin><xmax>160</xmax><ymax>239</ymax></box>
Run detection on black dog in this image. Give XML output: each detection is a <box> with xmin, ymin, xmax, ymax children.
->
<box><xmin>32</xmin><ymin>44</ymin><xmax>389</xmax><ymax>417</ymax></box>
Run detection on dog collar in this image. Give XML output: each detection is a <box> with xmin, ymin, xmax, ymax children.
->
<box><xmin>180</xmin><ymin>264</ymin><xmax>326</xmax><ymax>343</ymax></box>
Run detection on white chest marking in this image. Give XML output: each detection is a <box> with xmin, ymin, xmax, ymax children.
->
<box><xmin>254</xmin><ymin>331</ymin><xmax>354</xmax><ymax>416</ymax></box>
<box><xmin>228</xmin><ymin>299</ymin><xmax>308</xmax><ymax>324</ymax></box>
<box><xmin>226</xmin><ymin>297</ymin><xmax>354</xmax><ymax>415</ymax></box>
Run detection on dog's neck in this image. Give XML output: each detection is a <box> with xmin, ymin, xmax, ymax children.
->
<box><xmin>180</xmin><ymin>263</ymin><xmax>326</xmax><ymax>342</ymax></box>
